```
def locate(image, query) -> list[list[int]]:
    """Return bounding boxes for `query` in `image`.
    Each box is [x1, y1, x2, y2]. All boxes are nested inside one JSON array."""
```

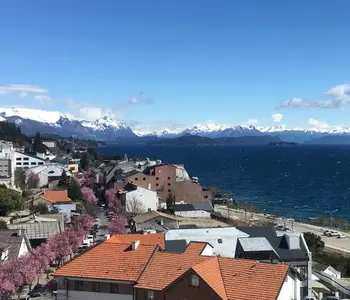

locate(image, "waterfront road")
[[215, 206, 350, 254]]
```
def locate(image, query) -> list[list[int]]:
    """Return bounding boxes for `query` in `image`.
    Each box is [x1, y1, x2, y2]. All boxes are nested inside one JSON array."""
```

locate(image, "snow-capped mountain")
[[0, 107, 136, 140], [2, 107, 350, 143]]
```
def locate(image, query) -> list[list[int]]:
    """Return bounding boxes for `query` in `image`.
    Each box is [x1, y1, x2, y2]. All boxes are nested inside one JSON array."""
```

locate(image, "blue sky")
[[1, 0, 350, 131]]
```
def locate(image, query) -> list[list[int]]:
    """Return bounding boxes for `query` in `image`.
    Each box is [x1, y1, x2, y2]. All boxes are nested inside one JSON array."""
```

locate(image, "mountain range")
[[1, 107, 350, 144]]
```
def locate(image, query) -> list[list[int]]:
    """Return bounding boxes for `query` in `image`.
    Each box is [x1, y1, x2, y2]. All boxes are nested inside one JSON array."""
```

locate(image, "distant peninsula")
[[146, 134, 283, 146], [268, 141, 298, 146]]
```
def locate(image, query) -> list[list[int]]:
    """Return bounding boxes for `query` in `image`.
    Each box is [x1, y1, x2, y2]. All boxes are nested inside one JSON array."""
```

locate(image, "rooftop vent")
[[132, 240, 140, 250]]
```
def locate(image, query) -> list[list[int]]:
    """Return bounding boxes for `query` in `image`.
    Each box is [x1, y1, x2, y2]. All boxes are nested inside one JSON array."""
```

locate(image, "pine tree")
[[58, 171, 68, 187]]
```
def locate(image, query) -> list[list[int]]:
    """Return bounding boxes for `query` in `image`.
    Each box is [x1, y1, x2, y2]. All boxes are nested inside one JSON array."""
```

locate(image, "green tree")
[[58, 171, 68, 187], [32, 203, 49, 214], [67, 179, 82, 201], [0, 188, 23, 216], [304, 232, 325, 254], [33, 131, 47, 153], [14, 168, 26, 189], [166, 193, 175, 214], [80, 153, 89, 170]]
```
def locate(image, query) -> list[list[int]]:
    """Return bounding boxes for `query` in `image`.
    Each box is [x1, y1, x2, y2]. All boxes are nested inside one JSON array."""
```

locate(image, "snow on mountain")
[[0, 107, 136, 140]]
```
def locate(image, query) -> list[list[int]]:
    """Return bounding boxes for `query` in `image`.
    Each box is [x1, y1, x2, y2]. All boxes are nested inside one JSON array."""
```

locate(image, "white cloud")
[[78, 106, 122, 121], [19, 92, 28, 98], [34, 95, 52, 105], [308, 118, 329, 130], [128, 97, 138, 104], [246, 118, 259, 125], [271, 113, 283, 122], [278, 83, 350, 109], [0, 84, 47, 95]]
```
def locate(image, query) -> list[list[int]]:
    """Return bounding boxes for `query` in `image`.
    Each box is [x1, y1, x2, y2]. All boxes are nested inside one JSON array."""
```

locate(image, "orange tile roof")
[[217, 257, 288, 300], [107, 233, 165, 249], [192, 258, 227, 300], [53, 241, 157, 282], [40, 190, 71, 204], [135, 251, 209, 290], [184, 241, 210, 256]]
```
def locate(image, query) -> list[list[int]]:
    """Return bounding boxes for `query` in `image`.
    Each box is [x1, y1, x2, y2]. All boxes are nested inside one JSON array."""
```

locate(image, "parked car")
[[322, 296, 339, 300], [302, 297, 316, 300], [337, 233, 347, 239]]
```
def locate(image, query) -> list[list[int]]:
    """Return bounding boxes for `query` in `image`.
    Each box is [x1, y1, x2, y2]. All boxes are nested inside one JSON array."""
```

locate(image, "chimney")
[[17, 229, 22, 237], [284, 232, 300, 250], [132, 240, 140, 250]]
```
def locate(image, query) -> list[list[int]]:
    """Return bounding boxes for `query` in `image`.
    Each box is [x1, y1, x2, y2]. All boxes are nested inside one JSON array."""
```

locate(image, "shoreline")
[[215, 205, 350, 255]]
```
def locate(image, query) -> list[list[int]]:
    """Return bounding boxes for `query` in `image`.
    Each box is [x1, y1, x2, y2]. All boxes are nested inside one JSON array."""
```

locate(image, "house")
[[174, 201, 214, 219], [0, 229, 31, 261], [131, 210, 179, 232], [0, 158, 11, 187], [25, 164, 72, 187], [118, 183, 159, 215], [165, 226, 312, 298], [36, 151, 56, 161], [7, 213, 64, 247], [54, 235, 296, 300], [38, 190, 76, 222], [0, 140, 13, 159], [123, 164, 212, 203]]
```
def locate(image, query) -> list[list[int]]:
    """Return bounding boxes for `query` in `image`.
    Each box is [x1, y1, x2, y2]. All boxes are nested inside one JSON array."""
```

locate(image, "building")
[[0, 158, 11, 184], [118, 183, 159, 215], [25, 164, 72, 187], [54, 234, 297, 300], [36, 151, 56, 161], [42, 140, 57, 148], [0, 140, 13, 159], [7, 213, 64, 247], [38, 190, 76, 222], [165, 226, 312, 298], [131, 210, 179, 232], [0, 229, 31, 262], [174, 201, 214, 219], [123, 164, 212, 203], [12, 151, 46, 170]]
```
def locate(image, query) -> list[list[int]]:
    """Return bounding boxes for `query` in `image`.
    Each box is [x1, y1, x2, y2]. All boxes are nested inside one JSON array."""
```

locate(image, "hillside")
[[0, 121, 28, 146]]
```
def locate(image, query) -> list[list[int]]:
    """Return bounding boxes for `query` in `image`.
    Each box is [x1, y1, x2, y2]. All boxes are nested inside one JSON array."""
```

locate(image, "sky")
[[1, 0, 350, 132]]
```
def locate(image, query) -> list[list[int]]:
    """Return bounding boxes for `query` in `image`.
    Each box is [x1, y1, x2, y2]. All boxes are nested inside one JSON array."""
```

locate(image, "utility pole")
[[325, 209, 338, 228], [294, 205, 308, 223]]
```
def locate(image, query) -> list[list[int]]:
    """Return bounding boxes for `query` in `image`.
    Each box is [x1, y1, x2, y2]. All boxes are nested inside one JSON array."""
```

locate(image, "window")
[[74, 280, 84, 291], [147, 291, 154, 300], [167, 177, 171, 180], [135, 177, 138, 181], [156, 177, 159, 180], [38, 162, 44, 165], [23, 157, 29, 161], [218, 238, 223, 244], [31, 162, 36, 165], [168, 189, 171, 193], [16, 162, 21, 166], [143, 177, 146, 181], [16, 157, 21, 161], [23, 162, 29, 166], [190, 275, 199, 287], [92, 282, 100, 292], [168, 183, 171, 186], [109, 283, 119, 294], [156, 183, 159, 187]]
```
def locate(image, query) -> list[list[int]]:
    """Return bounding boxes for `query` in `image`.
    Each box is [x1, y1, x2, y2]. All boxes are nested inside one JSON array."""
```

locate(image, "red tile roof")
[[53, 242, 157, 281], [40, 190, 71, 204], [107, 233, 165, 249], [184, 241, 210, 256]]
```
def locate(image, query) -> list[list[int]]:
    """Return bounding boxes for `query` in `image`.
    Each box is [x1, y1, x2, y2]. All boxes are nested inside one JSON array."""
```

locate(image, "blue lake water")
[[97, 144, 350, 221]]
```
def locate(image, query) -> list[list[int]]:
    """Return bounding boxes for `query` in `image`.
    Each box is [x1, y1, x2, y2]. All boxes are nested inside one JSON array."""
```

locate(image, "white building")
[[36, 151, 56, 161], [0, 141, 13, 159], [118, 183, 159, 215], [0, 229, 31, 262], [26, 163, 71, 187], [42, 140, 57, 148]]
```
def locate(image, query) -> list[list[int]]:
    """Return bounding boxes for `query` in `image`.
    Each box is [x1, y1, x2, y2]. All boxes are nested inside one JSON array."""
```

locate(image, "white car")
[[337, 233, 347, 239], [87, 235, 94, 244]]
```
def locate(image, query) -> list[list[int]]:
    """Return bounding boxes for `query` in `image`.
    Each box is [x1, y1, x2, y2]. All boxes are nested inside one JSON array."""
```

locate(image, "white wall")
[[175, 210, 211, 219], [277, 273, 300, 300], [126, 187, 158, 213], [201, 244, 214, 256], [324, 267, 341, 279], [57, 290, 132, 300], [18, 237, 29, 257], [51, 203, 77, 222]]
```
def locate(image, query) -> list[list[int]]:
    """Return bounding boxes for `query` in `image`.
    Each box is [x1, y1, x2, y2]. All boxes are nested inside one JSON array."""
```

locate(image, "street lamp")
[[268, 200, 282, 218], [294, 205, 308, 223], [325, 209, 338, 228]]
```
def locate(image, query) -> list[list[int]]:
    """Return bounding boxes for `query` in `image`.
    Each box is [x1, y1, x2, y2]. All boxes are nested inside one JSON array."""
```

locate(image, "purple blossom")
[[81, 187, 98, 204]]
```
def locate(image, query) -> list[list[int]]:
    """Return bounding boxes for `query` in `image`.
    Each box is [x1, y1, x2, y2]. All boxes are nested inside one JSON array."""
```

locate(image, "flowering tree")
[[105, 189, 126, 234], [27, 171, 40, 189], [0, 215, 94, 298], [81, 187, 98, 204], [81, 170, 96, 188]]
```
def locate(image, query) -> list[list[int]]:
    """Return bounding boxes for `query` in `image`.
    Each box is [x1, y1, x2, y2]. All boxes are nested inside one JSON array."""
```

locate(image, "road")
[[215, 206, 350, 254]]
